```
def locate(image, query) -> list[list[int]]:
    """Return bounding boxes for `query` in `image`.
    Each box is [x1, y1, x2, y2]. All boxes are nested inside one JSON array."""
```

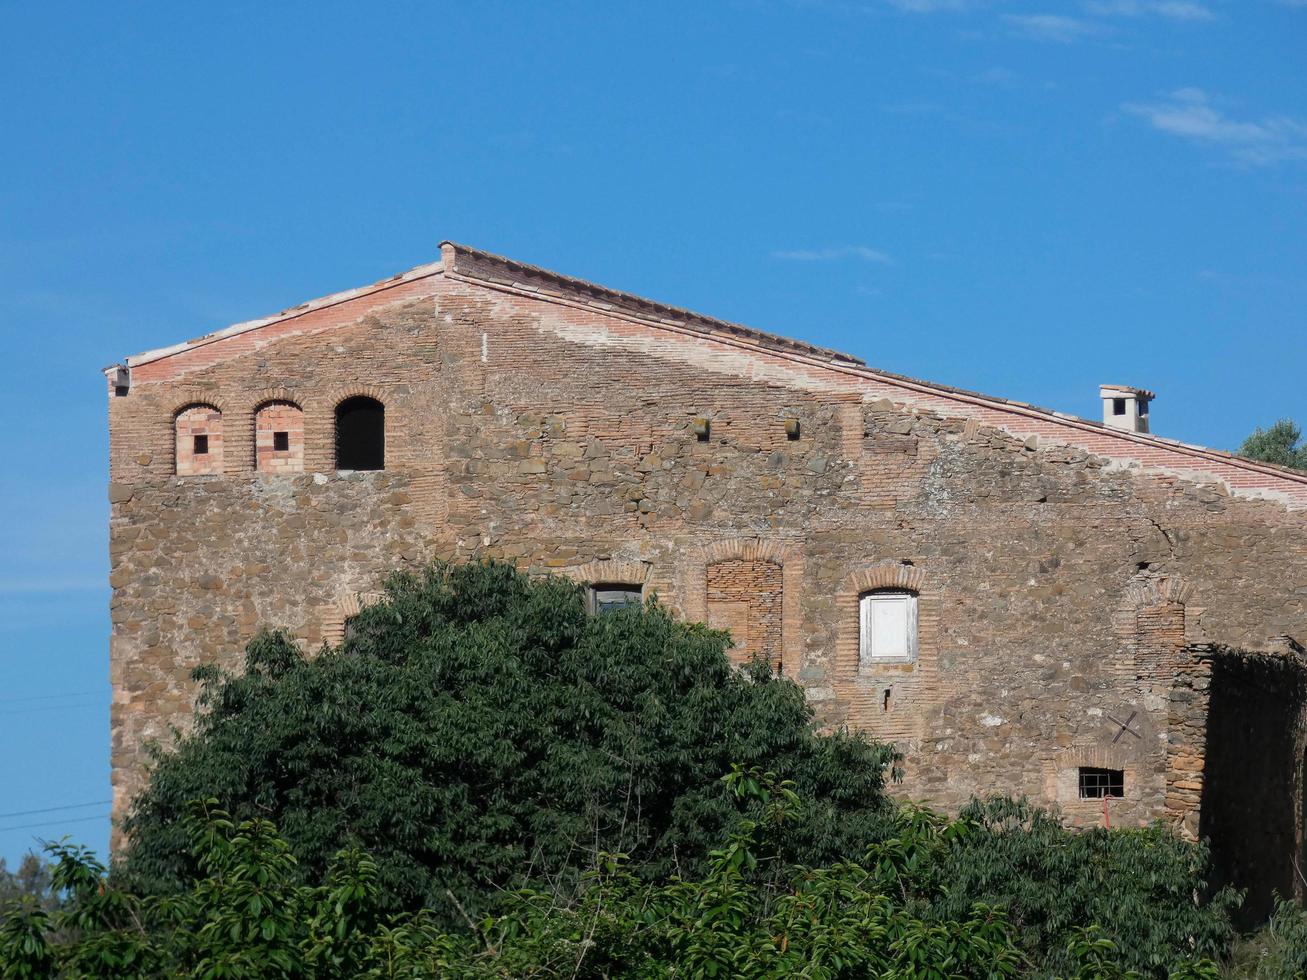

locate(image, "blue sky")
[[1, 0, 1304, 867]]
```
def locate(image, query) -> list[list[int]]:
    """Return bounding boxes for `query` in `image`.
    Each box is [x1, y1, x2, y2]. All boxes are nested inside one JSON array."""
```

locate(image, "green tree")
[[0, 777, 1228, 979], [930, 798, 1237, 977], [1237, 419, 1307, 470], [121, 561, 900, 925]]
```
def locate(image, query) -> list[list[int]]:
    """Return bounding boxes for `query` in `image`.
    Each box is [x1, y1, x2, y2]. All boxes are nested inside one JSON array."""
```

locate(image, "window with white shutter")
[[859, 590, 918, 664]]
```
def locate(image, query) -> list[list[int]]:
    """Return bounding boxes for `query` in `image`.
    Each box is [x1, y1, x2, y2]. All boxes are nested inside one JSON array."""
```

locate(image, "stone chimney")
[[1100, 385, 1154, 433]]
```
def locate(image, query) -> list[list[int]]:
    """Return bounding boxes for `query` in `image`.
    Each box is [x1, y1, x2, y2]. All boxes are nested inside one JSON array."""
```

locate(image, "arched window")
[[175, 404, 223, 476], [335, 396, 385, 471], [255, 401, 304, 474], [859, 589, 918, 664]]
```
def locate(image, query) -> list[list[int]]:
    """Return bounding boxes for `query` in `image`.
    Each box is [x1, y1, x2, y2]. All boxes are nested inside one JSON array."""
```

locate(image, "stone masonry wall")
[[107, 267, 1307, 843]]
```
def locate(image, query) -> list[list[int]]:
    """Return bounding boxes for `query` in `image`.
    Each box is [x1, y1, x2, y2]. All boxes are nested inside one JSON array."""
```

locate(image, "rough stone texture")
[[107, 245, 1307, 878]]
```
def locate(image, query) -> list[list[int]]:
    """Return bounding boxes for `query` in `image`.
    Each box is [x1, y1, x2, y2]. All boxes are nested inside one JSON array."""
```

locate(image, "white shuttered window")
[[859, 591, 918, 664]]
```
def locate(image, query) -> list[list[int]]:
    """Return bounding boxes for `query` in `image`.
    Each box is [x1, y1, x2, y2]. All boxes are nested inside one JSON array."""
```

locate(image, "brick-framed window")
[[859, 589, 918, 665], [335, 396, 385, 471], [587, 583, 643, 615], [255, 400, 304, 474], [1078, 766, 1125, 799], [174, 404, 223, 476]]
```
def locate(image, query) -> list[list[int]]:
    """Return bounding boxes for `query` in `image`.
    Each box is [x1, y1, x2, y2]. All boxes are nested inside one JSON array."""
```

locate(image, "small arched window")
[[255, 400, 304, 474], [335, 396, 385, 471], [175, 404, 223, 476], [859, 589, 918, 664]]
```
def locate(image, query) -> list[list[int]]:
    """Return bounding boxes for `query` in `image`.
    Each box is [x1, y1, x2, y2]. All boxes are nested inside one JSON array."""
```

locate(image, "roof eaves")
[[121, 259, 445, 368], [439, 241, 864, 367]]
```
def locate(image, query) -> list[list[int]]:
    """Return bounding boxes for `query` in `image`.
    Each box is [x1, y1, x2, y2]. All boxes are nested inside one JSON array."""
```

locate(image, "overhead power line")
[[0, 800, 112, 820], [0, 691, 99, 706], [0, 813, 109, 834]]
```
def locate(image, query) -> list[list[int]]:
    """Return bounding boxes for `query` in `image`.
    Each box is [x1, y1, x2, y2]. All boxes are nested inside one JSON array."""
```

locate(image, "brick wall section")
[[106, 250, 1307, 847], [254, 401, 304, 474], [706, 559, 784, 669], [173, 405, 223, 476]]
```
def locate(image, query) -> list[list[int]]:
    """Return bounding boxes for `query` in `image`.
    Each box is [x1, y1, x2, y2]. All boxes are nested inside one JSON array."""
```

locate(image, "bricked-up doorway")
[[335, 397, 385, 471], [706, 559, 783, 671], [1200, 649, 1307, 925]]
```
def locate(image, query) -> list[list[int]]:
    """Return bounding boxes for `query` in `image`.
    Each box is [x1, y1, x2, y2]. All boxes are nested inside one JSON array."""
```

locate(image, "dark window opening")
[[273, 431, 290, 452], [193, 434, 209, 455], [588, 584, 642, 615], [1078, 766, 1124, 799], [1112, 398, 1127, 416], [1138, 400, 1149, 416], [335, 397, 385, 471]]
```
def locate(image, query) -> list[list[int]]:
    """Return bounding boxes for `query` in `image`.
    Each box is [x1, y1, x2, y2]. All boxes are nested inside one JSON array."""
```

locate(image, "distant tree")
[[121, 561, 900, 926], [0, 854, 57, 918], [1238, 419, 1307, 470]]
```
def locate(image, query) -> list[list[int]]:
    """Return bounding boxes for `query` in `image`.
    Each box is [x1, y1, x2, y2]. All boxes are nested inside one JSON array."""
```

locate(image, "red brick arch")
[[563, 559, 653, 588]]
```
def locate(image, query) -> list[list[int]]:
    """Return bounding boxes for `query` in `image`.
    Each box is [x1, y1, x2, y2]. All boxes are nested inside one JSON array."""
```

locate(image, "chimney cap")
[[1100, 384, 1156, 400]]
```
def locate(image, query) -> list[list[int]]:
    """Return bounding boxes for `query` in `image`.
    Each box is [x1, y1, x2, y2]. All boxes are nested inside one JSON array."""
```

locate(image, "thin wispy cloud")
[[772, 245, 893, 263], [882, 0, 972, 10], [1087, 0, 1216, 20], [1003, 13, 1106, 41], [1122, 88, 1307, 165]]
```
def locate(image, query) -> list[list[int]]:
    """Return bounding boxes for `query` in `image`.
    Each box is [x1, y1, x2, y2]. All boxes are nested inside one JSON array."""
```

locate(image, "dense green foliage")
[[0, 774, 1236, 979], [123, 562, 899, 925], [929, 799, 1238, 977], [1237, 419, 1307, 470], [1226, 899, 1307, 979]]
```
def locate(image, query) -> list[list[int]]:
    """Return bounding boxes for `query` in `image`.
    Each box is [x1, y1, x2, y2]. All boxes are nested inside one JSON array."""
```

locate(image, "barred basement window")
[[859, 589, 918, 664], [588, 584, 642, 615], [1078, 767, 1124, 799]]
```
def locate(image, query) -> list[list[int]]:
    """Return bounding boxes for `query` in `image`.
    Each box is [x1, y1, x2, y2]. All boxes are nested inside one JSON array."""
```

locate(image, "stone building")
[[106, 242, 1307, 913]]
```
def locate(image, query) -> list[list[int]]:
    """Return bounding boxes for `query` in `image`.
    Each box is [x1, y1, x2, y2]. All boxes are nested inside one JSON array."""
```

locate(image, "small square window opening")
[[588, 584, 642, 615], [1112, 398, 1127, 416], [1078, 767, 1124, 799], [193, 434, 209, 455], [273, 431, 290, 452]]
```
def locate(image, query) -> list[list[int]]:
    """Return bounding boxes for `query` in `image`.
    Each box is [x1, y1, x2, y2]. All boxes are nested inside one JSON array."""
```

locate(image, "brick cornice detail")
[[169, 395, 226, 417], [1121, 574, 1195, 609], [841, 563, 926, 595], [562, 560, 652, 587], [320, 384, 390, 411], [249, 389, 303, 411]]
